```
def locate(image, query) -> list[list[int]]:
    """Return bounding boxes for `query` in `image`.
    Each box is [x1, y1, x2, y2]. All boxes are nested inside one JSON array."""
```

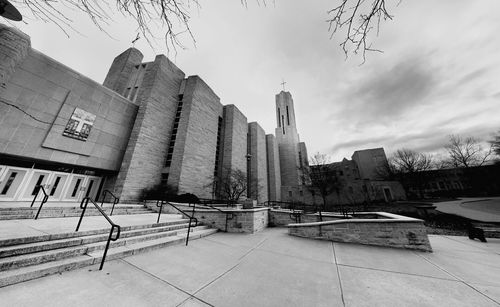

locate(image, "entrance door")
[[62, 174, 86, 202], [47, 172, 70, 201], [0, 167, 30, 201], [83, 176, 101, 200], [19, 170, 52, 201]]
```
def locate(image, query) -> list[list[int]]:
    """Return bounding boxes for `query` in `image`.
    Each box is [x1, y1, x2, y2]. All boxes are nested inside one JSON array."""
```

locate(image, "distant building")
[[288, 148, 406, 206]]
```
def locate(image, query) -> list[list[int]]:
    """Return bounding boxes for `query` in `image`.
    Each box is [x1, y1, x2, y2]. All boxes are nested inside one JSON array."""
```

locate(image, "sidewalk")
[[1, 227, 499, 306], [434, 197, 500, 223]]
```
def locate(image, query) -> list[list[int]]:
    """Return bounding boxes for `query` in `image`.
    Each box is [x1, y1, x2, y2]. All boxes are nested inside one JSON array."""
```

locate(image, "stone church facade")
[[0, 25, 310, 204]]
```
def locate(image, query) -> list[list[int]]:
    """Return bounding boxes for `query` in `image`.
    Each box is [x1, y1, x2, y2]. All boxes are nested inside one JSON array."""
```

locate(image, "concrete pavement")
[[1, 228, 499, 307], [434, 197, 500, 222]]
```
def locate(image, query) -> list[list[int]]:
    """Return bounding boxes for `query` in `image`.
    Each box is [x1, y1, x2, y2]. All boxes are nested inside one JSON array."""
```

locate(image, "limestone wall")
[[146, 202, 269, 233], [113, 55, 185, 201], [173, 76, 224, 198], [266, 134, 281, 201], [288, 212, 432, 252], [0, 27, 137, 171], [222, 104, 248, 173], [248, 122, 268, 203]]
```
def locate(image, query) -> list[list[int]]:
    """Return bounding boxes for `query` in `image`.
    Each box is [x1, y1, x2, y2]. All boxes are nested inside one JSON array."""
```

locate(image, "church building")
[[0, 25, 309, 204]]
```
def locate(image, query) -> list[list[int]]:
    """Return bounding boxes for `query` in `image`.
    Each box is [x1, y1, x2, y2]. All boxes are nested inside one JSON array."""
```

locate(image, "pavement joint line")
[[254, 247, 336, 265], [331, 242, 346, 307], [337, 263, 459, 282], [413, 250, 500, 306], [192, 237, 269, 296], [443, 235, 500, 255], [21, 223, 51, 235], [118, 258, 215, 307]]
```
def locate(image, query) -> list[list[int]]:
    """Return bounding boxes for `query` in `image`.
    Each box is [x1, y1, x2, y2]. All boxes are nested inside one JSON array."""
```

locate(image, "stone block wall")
[[248, 122, 268, 203], [266, 134, 281, 201], [146, 202, 269, 233], [0, 27, 137, 171], [113, 55, 185, 201], [222, 104, 248, 174], [171, 76, 224, 198], [288, 212, 432, 252]]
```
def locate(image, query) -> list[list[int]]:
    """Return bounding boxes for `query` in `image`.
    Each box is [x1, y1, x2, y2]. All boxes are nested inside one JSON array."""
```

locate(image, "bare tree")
[[327, 0, 396, 62], [379, 148, 433, 199], [302, 153, 343, 211], [391, 148, 433, 173], [491, 130, 500, 160], [13, 0, 397, 59], [206, 167, 250, 202], [445, 134, 493, 168], [12, 0, 199, 53]]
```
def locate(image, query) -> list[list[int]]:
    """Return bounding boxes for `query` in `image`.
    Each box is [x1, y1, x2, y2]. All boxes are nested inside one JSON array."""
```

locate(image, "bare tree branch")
[[445, 134, 493, 168]]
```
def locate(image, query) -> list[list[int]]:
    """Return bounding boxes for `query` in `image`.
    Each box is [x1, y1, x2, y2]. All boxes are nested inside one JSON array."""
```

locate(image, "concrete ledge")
[[287, 212, 432, 252]]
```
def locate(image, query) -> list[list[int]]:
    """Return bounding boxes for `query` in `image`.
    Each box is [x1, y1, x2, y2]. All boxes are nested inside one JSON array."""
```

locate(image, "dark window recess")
[[213, 117, 223, 176], [71, 179, 82, 197], [130, 86, 139, 100], [31, 175, 45, 195], [299, 190, 303, 196], [173, 123, 179, 129], [161, 173, 169, 185], [286, 106, 290, 125], [165, 161, 171, 167], [281, 115, 285, 134], [278, 108, 281, 127], [339, 171, 344, 176], [50, 177, 61, 196], [124, 87, 131, 98], [85, 180, 94, 197], [168, 148, 174, 154], [1, 172, 17, 195], [288, 191, 292, 197], [166, 154, 173, 160]]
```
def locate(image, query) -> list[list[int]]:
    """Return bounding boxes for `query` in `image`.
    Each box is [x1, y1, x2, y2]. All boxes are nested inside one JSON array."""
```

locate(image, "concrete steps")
[[0, 219, 217, 287], [0, 204, 152, 220]]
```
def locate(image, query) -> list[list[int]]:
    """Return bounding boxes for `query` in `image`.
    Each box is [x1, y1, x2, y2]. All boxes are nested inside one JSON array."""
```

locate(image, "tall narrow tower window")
[[281, 115, 285, 134], [277, 108, 281, 127], [286, 106, 290, 125]]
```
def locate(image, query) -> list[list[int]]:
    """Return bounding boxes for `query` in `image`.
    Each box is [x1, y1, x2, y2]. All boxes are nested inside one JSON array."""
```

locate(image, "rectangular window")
[[71, 179, 82, 197], [50, 176, 61, 196], [286, 106, 290, 125], [277, 108, 281, 127], [31, 175, 45, 195], [281, 115, 285, 134]]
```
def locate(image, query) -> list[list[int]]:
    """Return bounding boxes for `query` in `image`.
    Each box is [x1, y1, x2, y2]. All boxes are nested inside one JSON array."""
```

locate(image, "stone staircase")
[[0, 217, 217, 287], [0, 203, 152, 220]]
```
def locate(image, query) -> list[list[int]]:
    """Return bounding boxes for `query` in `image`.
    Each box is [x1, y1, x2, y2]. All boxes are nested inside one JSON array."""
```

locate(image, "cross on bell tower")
[[280, 79, 286, 91]]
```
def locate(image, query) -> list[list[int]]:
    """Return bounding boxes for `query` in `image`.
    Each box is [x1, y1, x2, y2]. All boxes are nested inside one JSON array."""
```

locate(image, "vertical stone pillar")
[[0, 25, 30, 93]]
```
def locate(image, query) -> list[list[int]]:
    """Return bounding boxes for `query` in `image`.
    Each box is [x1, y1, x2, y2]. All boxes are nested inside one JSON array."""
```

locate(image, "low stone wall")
[[145, 202, 269, 234], [288, 212, 432, 252], [269, 209, 344, 226]]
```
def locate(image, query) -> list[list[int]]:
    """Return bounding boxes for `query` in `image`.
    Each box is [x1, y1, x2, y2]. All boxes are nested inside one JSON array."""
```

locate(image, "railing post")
[[75, 198, 89, 232], [156, 200, 163, 224], [99, 226, 114, 270], [30, 188, 39, 208], [110, 198, 117, 216]]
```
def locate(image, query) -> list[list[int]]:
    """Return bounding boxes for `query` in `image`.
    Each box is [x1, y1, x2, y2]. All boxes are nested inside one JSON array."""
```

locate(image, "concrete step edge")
[[0, 218, 189, 247], [0, 228, 217, 288]]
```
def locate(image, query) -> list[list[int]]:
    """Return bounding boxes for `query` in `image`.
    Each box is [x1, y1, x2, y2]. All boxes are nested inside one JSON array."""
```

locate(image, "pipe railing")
[[30, 185, 49, 220], [264, 200, 323, 222], [76, 197, 121, 270], [101, 190, 120, 216], [196, 202, 235, 232], [156, 200, 198, 246]]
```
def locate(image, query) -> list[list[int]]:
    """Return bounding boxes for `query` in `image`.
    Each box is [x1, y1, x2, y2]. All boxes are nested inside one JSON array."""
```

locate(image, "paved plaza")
[[434, 197, 500, 223], [1, 226, 499, 307]]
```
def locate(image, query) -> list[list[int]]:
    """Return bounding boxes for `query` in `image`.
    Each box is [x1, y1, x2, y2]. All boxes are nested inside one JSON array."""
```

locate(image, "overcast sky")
[[12, 0, 500, 161]]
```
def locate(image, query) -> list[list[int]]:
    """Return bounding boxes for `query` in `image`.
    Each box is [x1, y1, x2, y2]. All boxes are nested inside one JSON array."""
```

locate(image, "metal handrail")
[[198, 198, 237, 208], [30, 185, 49, 220], [101, 190, 120, 216], [156, 200, 198, 246], [264, 201, 323, 223], [197, 203, 235, 232], [75, 197, 121, 270]]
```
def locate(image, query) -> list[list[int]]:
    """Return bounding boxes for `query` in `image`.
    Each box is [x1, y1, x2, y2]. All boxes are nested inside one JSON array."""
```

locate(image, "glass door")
[[0, 167, 30, 201], [19, 170, 52, 201], [83, 176, 102, 200], [62, 174, 86, 202], [46, 172, 70, 201]]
